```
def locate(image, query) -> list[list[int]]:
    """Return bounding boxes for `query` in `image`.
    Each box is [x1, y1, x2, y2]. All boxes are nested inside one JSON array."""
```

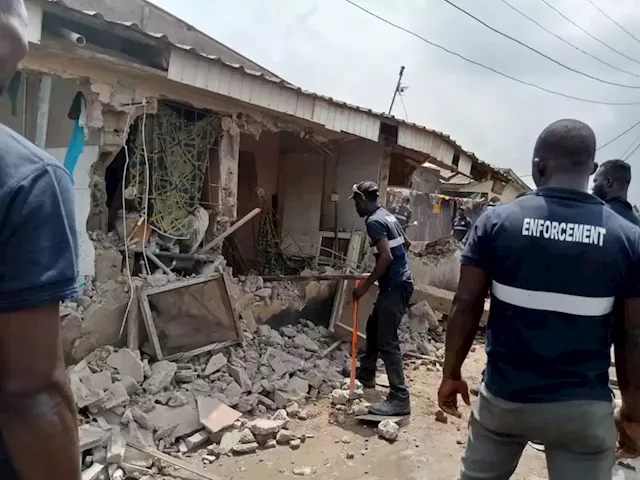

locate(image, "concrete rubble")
[[73, 317, 360, 478]]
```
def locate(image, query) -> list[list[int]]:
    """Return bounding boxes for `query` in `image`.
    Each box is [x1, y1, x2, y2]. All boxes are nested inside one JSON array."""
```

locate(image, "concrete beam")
[[218, 122, 240, 221], [34, 74, 52, 148]]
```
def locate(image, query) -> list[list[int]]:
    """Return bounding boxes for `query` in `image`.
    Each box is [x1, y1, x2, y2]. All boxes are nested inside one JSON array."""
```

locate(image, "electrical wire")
[[342, 0, 640, 106], [622, 131, 640, 160], [399, 94, 409, 120], [140, 100, 152, 277], [119, 107, 135, 338], [539, 0, 640, 68], [597, 118, 640, 151], [500, 0, 640, 81], [586, 0, 640, 48], [442, 0, 640, 89], [623, 137, 640, 161]]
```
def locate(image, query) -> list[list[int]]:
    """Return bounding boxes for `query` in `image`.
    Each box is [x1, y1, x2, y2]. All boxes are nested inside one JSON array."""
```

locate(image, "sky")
[[148, 0, 640, 203]]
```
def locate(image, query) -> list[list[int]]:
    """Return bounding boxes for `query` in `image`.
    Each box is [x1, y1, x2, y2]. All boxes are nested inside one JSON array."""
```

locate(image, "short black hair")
[[533, 119, 596, 170], [599, 159, 631, 185]]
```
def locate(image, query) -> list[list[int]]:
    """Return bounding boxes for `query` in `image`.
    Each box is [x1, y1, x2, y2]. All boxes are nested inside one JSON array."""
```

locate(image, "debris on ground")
[[378, 420, 400, 442]]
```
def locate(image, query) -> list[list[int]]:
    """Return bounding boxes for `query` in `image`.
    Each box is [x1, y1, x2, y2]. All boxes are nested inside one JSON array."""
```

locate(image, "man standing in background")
[[0, 1, 81, 478], [452, 208, 472, 242], [592, 159, 640, 228], [390, 195, 412, 230]]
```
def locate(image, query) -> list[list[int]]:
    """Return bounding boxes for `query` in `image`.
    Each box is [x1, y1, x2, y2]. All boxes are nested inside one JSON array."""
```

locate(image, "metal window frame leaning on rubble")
[[139, 274, 242, 361]]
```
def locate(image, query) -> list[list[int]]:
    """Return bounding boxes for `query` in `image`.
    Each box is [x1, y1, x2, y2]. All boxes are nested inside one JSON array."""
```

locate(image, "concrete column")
[[34, 74, 52, 148], [218, 123, 240, 221]]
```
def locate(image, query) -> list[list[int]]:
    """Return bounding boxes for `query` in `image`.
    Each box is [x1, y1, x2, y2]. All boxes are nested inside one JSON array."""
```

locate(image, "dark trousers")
[[0, 435, 19, 479], [360, 281, 413, 400]]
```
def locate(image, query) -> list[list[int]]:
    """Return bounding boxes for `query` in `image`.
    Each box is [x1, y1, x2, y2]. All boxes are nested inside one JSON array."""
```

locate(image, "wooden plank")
[[143, 274, 221, 296], [126, 285, 141, 351], [162, 340, 239, 362], [138, 289, 164, 360], [262, 274, 369, 282], [221, 273, 244, 346], [412, 285, 489, 324], [199, 207, 261, 254], [329, 232, 366, 333], [320, 340, 344, 358]]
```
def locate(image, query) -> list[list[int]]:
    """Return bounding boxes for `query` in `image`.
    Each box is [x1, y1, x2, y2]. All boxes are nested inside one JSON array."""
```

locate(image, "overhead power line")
[[500, 0, 640, 81], [539, 0, 640, 68], [622, 131, 640, 159], [342, 0, 640, 106], [597, 118, 640, 151], [586, 0, 640, 48], [441, 0, 640, 90], [623, 136, 640, 161]]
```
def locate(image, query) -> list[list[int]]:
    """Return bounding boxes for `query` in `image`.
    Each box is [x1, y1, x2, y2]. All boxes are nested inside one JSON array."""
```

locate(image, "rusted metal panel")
[[398, 124, 455, 165]]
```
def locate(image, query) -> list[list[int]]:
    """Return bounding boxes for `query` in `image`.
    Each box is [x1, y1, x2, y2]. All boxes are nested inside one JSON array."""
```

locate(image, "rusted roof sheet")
[[43, 0, 495, 171]]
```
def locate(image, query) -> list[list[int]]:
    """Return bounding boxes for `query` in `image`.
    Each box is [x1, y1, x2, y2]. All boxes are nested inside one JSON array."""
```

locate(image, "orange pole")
[[350, 280, 360, 392]]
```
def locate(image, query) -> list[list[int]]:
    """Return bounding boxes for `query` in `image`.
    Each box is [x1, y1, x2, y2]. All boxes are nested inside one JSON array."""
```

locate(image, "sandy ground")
[[191, 347, 549, 480]]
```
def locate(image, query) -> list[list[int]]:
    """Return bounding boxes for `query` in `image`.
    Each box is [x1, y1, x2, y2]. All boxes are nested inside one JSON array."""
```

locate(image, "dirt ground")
[[197, 347, 548, 480]]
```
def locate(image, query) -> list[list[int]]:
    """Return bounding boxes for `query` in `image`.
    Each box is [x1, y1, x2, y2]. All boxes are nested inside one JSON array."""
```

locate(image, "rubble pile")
[[412, 236, 463, 265], [71, 321, 350, 478]]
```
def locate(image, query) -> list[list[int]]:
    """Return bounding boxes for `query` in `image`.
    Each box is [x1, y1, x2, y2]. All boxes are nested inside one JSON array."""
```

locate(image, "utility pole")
[[388, 66, 406, 115]]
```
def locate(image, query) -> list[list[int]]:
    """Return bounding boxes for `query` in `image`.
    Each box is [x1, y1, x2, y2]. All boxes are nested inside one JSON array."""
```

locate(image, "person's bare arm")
[[615, 297, 640, 415], [443, 265, 490, 380], [0, 304, 80, 480]]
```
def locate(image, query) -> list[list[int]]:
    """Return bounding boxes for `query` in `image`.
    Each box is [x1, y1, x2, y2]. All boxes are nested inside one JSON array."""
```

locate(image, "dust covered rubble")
[[71, 321, 348, 477]]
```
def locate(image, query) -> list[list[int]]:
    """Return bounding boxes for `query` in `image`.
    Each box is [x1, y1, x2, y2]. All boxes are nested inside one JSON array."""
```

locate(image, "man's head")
[[592, 159, 632, 201], [457, 208, 466, 218], [403, 196, 410, 206], [0, 0, 27, 97], [350, 181, 380, 218], [531, 119, 597, 189]]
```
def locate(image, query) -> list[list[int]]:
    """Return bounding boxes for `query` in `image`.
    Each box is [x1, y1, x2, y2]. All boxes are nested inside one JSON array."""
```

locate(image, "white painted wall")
[[47, 146, 99, 279]]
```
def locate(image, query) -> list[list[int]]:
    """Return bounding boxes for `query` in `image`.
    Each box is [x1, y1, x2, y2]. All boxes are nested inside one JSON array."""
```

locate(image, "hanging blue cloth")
[[63, 118, 84, 182]]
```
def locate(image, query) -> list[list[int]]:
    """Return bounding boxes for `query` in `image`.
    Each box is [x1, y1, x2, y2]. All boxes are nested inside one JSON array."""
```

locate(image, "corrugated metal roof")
[[43, 0, 493, 171]]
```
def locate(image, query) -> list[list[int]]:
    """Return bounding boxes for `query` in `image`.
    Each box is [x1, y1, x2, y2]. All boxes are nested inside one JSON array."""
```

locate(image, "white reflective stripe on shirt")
[[491, 280, 614, 317], [373, 236, 405, 252]]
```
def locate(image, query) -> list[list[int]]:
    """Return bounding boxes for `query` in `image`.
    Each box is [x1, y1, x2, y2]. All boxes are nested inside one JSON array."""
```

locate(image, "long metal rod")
[[261, 273, 369, 282], [388, 65, 405, 115]]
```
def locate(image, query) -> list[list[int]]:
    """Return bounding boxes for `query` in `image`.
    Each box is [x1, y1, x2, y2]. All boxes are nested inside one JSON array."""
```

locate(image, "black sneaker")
[[369, 397, 411, 416]]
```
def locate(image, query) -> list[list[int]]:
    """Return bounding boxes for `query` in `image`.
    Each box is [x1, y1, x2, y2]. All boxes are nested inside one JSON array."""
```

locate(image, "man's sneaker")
[[369, 397, 411, 416]]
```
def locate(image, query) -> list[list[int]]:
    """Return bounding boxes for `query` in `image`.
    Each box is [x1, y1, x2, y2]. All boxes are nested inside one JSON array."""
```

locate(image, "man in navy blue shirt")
[[0, 2, 81, 479], [592, 159, 640, 228], [438, 119, 640, 479], [350, 181, 413, 416]]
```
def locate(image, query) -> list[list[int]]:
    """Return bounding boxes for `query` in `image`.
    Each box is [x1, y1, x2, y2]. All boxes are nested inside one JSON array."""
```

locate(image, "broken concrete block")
[[175, 371, 198, 383], [331, 389, 350, 406], [131, 408, 153, 431], [233, 442, 259, 455], [241, 310, 257, 333], [229, 364, 252, 392], [197, 396, 242, 434], [82, 462, 106, 480], [204, 353, 228, 376], [71, 374, 104, 409], [106, 427, 126, 465], [121, 463, 153, 478], [239, 428, 255, 444], [378, 420, 400, 442], [289, 439, 302, 450], [293, 334, 319, 352], [81, 371, 113, 392], [225, 381, 243, 400], [115, 375, 140, 396], [286, 402, 300, 418], [94, 249, 123, 284], [264, 439, 277, 449], [107, 349, 144, 384], [257, 395, 277, 411], [287, 376, 309, 395], [153, 423, 178, 442], [143, 361, 177, 394], [146, 404, 200, 439], [217, 430, 243, 455], [246, 418, 283, 436], [184, 430, 210, 451], [79, 424, 110, 451], [99, 382, 130, 411], [262, 348, 303, 376], [293, 467, 313, 476], [274, 390, 304, 409], [272, 409, 289, 426], [276, 429, 296, 445]]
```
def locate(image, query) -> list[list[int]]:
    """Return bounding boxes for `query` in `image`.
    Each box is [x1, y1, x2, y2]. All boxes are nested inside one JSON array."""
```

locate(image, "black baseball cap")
[[349, 181, 380, 199]]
